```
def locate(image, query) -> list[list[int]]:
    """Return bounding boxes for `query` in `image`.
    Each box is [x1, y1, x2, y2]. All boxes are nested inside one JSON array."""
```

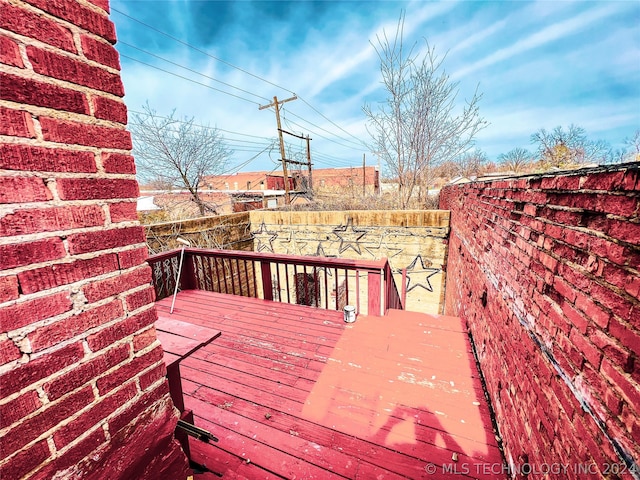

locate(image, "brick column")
[[0, 0, 190, 478]]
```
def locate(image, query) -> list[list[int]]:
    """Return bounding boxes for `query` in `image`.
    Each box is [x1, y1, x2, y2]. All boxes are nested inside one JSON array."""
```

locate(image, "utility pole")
[[259, 95, 297, 204], [362, 153, 366, 197], [306, 135, 313, 198]]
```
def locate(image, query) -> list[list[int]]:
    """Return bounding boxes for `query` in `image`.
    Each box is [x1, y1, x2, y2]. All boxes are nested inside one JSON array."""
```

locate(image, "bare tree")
[[624, 130, 640, 161], [454, 148, 487, 177], [531, 124, 611, 168], [130, 104, 231, 216], [363, 14, 487, 208], [498, 147, 534, 173]]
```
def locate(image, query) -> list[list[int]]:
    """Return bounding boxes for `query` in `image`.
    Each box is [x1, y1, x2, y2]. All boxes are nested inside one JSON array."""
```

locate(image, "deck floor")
[[156, 290, 504, 479]]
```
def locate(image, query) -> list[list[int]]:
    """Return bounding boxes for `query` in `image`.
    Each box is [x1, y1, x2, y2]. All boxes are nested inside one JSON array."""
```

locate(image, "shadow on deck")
[[156, 290, 505, 479]]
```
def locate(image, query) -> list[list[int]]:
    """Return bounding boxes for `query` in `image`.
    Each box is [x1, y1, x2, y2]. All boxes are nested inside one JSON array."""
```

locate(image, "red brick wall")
[[440, 164, 639, 477], [0, 1, 189, 478]]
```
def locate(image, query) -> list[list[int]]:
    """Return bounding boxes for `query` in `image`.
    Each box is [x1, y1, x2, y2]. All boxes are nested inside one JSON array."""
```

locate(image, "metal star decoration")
[[281, 229, 308, 255], [254, 221, 278, 253], [332, 218, 367, 255], [404, 255, 440, 293]]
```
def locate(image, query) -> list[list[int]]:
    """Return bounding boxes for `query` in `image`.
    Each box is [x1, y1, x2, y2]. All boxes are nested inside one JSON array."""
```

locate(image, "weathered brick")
[[0, 291, 72, 332], [102, 152, 136, 174], [552, 276, 578, 304], [81, 34, 119, 69], [600, 358, 640, 407], [44, 343, 130, 401], [569, 328, 602, 369], [67, 226, 145, 255], [107, 379, 169, 436], [83, 266, 151, 303], [580, 171, 626, 191], [27, 46, 124, 96], [117, 247, 149, 269], [53, 383, 137, 449], [18, 254, 119, 294], [0, 342, 84, 399], [0, 391, 43, 432], [57, 178, 138, 201], [29, 299, 124, 351], [0, 34, 23, 67], [138, 361, 165, 391], [92, 95, 127, 123], [30, 429, 106, 480], [608, 316, 640, 359], [0, 2, 76, 52], [97, 344, 164, 395], [0, 72, 89, 114], [575, 291, 611, 329], [0, 440, 49, 480], [132, 325, 157, 353], [40, 117, 132, 149], [0, 144, 96, 173], [0, 205, 104, 236], [126, 286, 156, 313], [109, 201, 138, 223], [606, 218, 640, 245], [588, 327, 632, 372], [87, 307, 157, 352], [0, 106, 35, 137], [0, 338, 21, 365], [23, 0, 116, 43], [0, 176, 52, 204], [590, 282, 633, 320], [1, 386, 93, 458], [595, 194, 638, 217], [0, 275, 19, 302]]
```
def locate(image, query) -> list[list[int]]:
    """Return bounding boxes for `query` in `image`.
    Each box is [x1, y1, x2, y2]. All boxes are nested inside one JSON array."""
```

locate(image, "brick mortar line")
[[1, 25, 121, 77], [0, 263, 149, 312], [0, 137, 133, 160], [4, 0, 113, 45], [0, 199, 136, 215], [0, 65, 127, 122], [0, 170, 137, 181], [0, 240, 148, 276], [0, 221, 141, 246]]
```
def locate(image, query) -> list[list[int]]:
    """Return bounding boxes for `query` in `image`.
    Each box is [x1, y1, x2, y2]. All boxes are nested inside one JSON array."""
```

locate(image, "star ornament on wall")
[[254, 221, 278, 253], [281, 229, 308, 256], [404, 255, 440, 293], [333, 218, 367, 255]]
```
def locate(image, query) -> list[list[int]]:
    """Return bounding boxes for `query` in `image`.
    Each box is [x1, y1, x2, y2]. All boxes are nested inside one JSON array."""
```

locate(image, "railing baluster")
[[285, 263, 291, 304], [275, 262, 282, 302], [324, 267, 328, 310], [355, 269, 360, 314]]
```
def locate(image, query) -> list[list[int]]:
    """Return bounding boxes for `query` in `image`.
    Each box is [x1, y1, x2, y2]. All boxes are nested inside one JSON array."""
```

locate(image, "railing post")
[[367, 270, 382, 317], [260, 261, 273, 301], [180, 251, 197, 290]]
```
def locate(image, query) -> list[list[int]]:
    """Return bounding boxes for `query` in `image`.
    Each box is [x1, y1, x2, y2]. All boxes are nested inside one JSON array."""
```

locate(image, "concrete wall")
[[0, 1, 189, 478], [144, 211, 253, 254], [250, 210, 450, 314], [440, 164, 639, 477]]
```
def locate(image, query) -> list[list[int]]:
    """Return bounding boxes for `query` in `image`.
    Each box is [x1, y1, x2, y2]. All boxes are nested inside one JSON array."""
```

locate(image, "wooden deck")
[[156, 290, 505, 479]]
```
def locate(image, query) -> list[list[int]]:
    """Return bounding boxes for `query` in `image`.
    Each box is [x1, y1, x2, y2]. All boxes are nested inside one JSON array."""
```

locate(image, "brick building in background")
[[0, 1, 189, 478]]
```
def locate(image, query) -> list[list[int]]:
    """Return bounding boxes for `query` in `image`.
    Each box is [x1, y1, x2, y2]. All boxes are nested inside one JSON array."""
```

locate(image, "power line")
[[120, 54, 260, 105], [118, 41, 271, 103], [112, 8, 295, 95]]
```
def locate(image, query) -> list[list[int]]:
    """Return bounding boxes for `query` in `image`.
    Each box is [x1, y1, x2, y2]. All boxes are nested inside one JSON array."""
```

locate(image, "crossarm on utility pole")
[[259, 95, 298, 205]]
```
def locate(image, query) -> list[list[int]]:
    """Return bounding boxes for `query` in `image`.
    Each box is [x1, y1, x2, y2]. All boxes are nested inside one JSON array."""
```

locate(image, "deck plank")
[[156, 290, 505, 479]]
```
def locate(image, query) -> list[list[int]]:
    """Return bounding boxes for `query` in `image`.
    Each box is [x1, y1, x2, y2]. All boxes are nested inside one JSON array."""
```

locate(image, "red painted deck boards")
[[156, 290, 505, 479]]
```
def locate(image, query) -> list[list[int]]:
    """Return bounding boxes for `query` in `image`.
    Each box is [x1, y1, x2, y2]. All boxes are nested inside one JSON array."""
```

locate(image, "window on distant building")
[[247, 181, 251, 190], [224, 182, 229, 190], [234, 182, 238, 190]]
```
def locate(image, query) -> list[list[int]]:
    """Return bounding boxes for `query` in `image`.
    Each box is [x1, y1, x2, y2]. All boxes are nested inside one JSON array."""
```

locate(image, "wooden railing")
[[147, 248, 403, 316]]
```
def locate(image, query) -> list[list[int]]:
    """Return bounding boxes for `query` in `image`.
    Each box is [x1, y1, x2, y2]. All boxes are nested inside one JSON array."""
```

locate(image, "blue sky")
[[111, 0, 640, 174]]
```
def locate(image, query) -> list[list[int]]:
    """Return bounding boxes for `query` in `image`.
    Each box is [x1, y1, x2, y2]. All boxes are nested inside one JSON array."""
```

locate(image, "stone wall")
[[0, 1, 189, 478], [440, 164, 639, 477], [250, 210, 450, 314]]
